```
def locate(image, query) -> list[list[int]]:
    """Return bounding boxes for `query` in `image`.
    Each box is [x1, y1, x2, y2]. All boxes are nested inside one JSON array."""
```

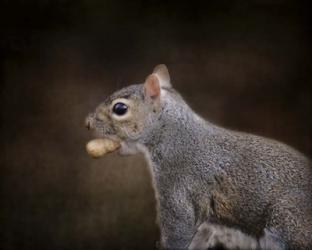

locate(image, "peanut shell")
[[86, 138, 120, 158]]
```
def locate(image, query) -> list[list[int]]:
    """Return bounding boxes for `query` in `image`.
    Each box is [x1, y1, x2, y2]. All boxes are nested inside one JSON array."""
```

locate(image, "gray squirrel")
[[85, 65, 312, 250]]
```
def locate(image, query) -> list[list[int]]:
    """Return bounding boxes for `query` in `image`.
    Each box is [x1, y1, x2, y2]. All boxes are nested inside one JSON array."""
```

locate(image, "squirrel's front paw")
[[189, 223, 259, 250]]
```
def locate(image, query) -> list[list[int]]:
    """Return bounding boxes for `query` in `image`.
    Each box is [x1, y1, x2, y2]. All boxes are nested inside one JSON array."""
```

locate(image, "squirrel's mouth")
[[85, 112, 140, 157], [85, 114, 124, 158], [85, 113, 120, 139]]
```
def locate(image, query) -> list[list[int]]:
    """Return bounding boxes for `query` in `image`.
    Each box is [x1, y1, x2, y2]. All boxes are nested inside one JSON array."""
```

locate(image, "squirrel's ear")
[[153, 64, 171, 88], [144, 74, 160, 100]]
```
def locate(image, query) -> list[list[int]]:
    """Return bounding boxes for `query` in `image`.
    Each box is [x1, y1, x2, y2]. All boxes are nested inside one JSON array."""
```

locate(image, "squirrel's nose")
[[85, 114, 95, 130], [86, 120, 91, 130]]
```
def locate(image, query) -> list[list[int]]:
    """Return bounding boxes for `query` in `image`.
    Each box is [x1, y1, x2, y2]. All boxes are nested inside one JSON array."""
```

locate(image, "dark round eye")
[[112, 102, 128, 116]]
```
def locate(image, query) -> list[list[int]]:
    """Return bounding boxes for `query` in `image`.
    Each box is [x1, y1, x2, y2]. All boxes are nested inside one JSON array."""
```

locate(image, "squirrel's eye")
[[112, 102, 128, 116]]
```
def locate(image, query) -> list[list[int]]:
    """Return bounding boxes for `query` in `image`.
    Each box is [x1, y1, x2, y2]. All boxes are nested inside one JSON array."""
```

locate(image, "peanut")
[[86, 138, 120, 158]]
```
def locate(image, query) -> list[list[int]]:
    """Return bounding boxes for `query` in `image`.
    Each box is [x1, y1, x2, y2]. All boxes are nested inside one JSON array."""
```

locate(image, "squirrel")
[[85, 64, 312, 250]]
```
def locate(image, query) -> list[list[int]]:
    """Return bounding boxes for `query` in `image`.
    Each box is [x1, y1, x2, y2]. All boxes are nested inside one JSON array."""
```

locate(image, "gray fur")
[[86, 66, 312, 250]]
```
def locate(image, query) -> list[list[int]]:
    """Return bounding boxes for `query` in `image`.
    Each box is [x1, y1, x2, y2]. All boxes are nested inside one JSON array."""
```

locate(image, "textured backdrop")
[[1, 1, 311, 249]]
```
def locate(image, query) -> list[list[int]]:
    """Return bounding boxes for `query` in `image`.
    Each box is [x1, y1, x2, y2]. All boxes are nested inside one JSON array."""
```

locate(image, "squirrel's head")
[[85, 64, 172, 145]]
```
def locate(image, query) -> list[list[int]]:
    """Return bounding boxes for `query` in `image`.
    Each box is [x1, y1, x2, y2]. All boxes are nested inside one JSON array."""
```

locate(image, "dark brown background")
[[1, 0, 311, 249]]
